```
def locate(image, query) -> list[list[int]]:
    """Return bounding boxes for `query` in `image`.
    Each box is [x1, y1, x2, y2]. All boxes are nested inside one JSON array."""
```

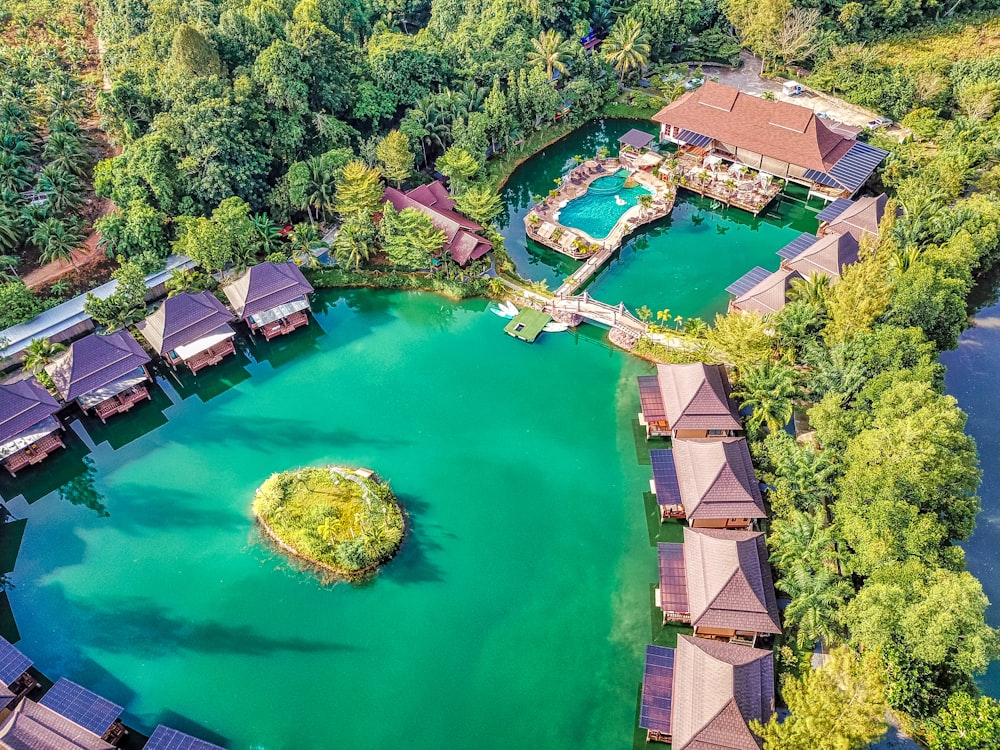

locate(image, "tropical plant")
[[733, 358, 800, 435], [454, 185, 504, 226], [527, 30, 575, 81], [788, 271, 831, 307], [603, 18, 651, 86], [31, 218, 83, 264], [22, 337, 66, 375]]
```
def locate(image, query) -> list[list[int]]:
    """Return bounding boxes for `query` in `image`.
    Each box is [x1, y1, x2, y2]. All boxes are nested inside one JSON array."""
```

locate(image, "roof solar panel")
[[145, 725, 226, 750], [40, 678, 123, 736], [0, 636, 31, 685], [637, 376, 666, 421], [725, 266, 772, 296], [650, 449, 682, 507], [639, 645, 675, 733], [657, 543, 689, 614], [829, 141, 888, 193], [675, 129, 712, 148], [803, 168, 844, 189], [816, 197, 854, 223], [776, 233, 819, 261]]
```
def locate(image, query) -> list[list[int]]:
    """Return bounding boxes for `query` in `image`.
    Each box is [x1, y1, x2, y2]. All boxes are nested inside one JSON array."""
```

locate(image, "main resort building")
[[653, 82, 888, 200]]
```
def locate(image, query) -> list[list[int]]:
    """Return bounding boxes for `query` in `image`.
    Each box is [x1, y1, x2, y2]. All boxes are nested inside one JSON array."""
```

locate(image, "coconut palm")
[[637, 193, 653, 217], [35, 165, 82, 215], [527, 30, 575, 81], [0, 152, 32, 193], [43, 131, 90, 176], [602, 18, 650, 86], [22, 337, 66, 375], [769, 509, 840, 572], [300, 154, 337, 224], [777, 564, 852, 648], [31, 217, 83, 264], [732, 358, 800, 435], [787, 271, 831, 307]]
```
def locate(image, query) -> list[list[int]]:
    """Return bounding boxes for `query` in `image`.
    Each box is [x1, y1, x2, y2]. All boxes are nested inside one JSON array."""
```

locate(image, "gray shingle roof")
[[786, 231, 859, 281], [672, 438, 766, 521], [0, 699, 113, 750], [221, 262, 314, 320], [671, 636, 774, 750], [137, 291, 235, 356], [0, 378, 61, 444], [731, 267, 801, 316], [826, 193, 889, 240], [683, 527, 781, 635], [656, 364, 742, 432], [44, 330, 150, 403]]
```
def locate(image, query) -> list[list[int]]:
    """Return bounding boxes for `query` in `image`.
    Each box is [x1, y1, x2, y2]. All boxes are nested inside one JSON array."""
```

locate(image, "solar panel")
[[725, 266, 772, 296], [776, 233, 819, 261], [0, 636, 31, 685], [802, 168, 844, 189], [145, 726, 226, 750], [40, 678, 123, 736], [637, 376, 666, 422], [675, 129, 712, 148], [657, 543, 689, 615], [829, 141, 888, 193], [639, 645, 675, 733], [816, 197, 854, 223], [650, 449, 682, 507]]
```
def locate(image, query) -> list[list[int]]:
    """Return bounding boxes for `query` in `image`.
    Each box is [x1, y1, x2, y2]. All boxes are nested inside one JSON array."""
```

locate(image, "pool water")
[[499, 119, 825, 317], [1, 289, 661, 749], [559, 171, 652, 240]]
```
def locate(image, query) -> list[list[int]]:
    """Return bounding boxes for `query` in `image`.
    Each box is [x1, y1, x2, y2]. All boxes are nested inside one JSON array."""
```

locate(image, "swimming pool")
[[559, 170, 651, 239]]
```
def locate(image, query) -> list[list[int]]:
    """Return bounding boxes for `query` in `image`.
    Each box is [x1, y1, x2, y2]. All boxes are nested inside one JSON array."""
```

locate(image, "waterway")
[[1, 290, 662, 749], [499, 118, 824, 320], [941, 287, 1000, 698]]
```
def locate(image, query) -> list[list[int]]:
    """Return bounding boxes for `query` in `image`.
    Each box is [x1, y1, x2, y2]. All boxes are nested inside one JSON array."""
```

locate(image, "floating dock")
[[504, 308, 552, 343]]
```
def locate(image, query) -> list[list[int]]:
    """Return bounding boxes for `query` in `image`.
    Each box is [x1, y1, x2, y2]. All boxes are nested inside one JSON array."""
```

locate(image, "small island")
[[253, 465, 405, 580]]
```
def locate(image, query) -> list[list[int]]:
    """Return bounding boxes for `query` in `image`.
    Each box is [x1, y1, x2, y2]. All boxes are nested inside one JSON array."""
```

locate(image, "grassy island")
[[253, 466, 404, 578]]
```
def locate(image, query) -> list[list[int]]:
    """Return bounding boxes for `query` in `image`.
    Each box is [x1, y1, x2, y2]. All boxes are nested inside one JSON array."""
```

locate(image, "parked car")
[[684, 78, 704, 90], [816, 111, 830, 119], [866, 118, 893, 129]]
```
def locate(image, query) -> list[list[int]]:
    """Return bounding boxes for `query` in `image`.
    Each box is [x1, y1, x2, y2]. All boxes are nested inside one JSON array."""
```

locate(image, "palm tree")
[[602, 18, 650, 87], [787, 271, 831, 307], [35, 165, 82, 215], [251, 213, 282, 254], [732, 358, 799, 435], [0, 207, 22, 253], [527, 30, 575, 81], [22, 337, 66, 375], [31, 217, 83, 264], [43, 131, 89, 176], [777, 564, 852, 648], [769, 509, 840, 572], [301, 154, 337, 224], [0, 152, 32, 193], [637, 193, 653, 217]]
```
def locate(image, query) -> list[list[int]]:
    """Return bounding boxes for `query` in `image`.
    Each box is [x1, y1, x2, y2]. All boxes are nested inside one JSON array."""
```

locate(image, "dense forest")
[[4, 0, 1000, 745]]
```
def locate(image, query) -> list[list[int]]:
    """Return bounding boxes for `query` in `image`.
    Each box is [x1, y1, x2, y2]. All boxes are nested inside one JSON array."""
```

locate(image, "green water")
[[499, 119, 824, 318], [560, 171, 651, 240], [2, 289, 665, 749]]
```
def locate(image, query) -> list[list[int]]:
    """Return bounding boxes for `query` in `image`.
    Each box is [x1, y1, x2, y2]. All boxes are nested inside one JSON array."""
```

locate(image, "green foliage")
[[96, 200, 171, 262], [453, 185, 503, 226], [375, 130, 414, 188], [378, 202, 445, 268], [335, 161, 384, 218], [732, 358, 800, 436], [83, 258, 150, 330], [602, 17, 650, 86], [926, 692, 1000, 750], [436, 147, 479, 193], [0, 283, 50, 330], [173, 197, 256, 272]]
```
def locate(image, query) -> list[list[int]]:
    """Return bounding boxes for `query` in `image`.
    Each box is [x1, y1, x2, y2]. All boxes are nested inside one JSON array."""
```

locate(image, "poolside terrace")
[[666, 150, 784, 216]]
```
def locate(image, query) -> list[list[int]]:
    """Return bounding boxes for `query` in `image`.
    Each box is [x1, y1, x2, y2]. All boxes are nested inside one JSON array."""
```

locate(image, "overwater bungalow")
[[144, 725, 225, 750], [727, 266, 802, 315], [39, 677, 127, 745], [0, 378, 65, 476], [637, 363, 742, 440], [0, 635, 38, 709], [44, 330, 152, 423], [649, 439, 766, 528], [657, 528, 781, 643], [640, 636, 774, 747], [816, 192, 890, 242], [138, 291, 237, 374], [382, 181, 492, 267], [652, 82, 888, 199], [0, 699, 112, 749], [222, 261, 314, 340], [784, 231, 860, 281]]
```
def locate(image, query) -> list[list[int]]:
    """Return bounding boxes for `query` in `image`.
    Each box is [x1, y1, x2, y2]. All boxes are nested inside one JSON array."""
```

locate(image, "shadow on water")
[[242, 317, 326, 371], [77, 383, 173, 451], [0, 591, 19, 642], [57, 456, 109, 517], [0, 426, 93, 506], [163, 349, 253, 404], [0, 518, 27, 574], [99, 486, 246, 534], [177, 414, 412, 452], [382, 492, 445, 585]]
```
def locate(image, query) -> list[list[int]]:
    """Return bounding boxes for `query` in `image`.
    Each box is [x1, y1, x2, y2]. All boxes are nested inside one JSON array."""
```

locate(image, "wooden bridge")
[[546, 292, 647, 336]]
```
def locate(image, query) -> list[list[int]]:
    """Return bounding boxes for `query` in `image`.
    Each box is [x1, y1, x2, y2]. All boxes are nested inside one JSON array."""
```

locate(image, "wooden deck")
[[181, 339, 236, 373], [2, 431, 65, 476], [92, 383, 151, 422], [254, 310, 310, 340]]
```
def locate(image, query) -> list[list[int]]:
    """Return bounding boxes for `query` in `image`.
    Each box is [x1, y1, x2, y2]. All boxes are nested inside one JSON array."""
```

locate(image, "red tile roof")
[[222, 261, 314, 320], [0, 378, 61, 444], [683, 527, 781, 635], [383, 181, 492, 267], [786, 231, 859, 281], [671, 438, 766, 521], [731, 267, 802, 316], [137, 291, 236, 356], [45, 330, 151, 402], [671, 636, 774, 750], [653, 82, 854, 173], [656, 364, 742, 432]]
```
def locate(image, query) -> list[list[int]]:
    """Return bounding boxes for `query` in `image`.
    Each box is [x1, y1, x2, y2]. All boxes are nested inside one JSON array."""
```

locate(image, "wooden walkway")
[[545, 292, 646, 337]]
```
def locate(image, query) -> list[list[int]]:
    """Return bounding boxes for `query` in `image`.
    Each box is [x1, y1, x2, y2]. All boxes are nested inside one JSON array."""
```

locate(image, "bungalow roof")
[[222, 261, 314, 320], [826, 193, 890, 240], [137, 291, 236, 356], [0, 378, 61, 445], [731, 267, 801, 316], [0, 699, 113, 750], [683, 527, 781, 635], [620, 128, 655, 149], [671, 438, 766, 521], [45, 330, 150, 403], [786, 231, 859, 281], [655, 363, 742, 432]]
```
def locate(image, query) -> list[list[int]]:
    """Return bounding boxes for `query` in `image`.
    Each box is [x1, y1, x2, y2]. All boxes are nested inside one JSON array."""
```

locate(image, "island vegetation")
[[253, 466, 405, 578]]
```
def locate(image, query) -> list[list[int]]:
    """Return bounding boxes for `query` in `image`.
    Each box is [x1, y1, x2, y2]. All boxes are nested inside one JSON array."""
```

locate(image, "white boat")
[[499, 301, 519, 317], [543, 321, 570, 333], [489, 305, 512, 319]]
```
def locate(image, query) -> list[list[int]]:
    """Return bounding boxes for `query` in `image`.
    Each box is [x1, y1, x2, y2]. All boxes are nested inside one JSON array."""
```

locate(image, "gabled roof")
[[671, 438, 766, 521], [383, 182, 493, 267], [0, 699, 113, 750], [137, 292, 236, 356], [671, 635, 774, 750], [620, 128, 655, 149], [222, 261, 314, 320], [825, 193, 889, 240], [731, 267, 801, 316], [786, 231, 859, 281], [45, 330, 151, 402], [656, 363, 742, 432], [683, 527, 781, 634], [653, 82, 853, 173], [0, 378, 61, 444]]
